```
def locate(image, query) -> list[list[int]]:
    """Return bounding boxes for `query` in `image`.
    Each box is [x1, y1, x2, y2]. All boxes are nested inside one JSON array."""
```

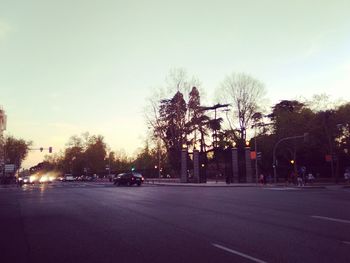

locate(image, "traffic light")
[[49, 147, 53, 153]]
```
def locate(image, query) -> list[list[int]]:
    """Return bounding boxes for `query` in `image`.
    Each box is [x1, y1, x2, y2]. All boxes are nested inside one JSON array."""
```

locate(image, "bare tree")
[[165, 67, 202, 102], [303, 93, 345, 113], [217, 73, 266, 144]]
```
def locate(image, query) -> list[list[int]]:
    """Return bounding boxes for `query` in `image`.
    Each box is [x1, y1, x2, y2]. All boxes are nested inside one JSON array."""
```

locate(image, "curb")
[[145, 183, 256, 188], [144, 182, 328, 189]]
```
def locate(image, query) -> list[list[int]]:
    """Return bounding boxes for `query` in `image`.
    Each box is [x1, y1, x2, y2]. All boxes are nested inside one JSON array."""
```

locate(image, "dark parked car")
[[82, 175, 96, 182], [113, 172, 144, 186]]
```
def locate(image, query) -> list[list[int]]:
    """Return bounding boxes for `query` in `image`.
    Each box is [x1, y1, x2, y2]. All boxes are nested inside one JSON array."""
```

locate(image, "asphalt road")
[[1, 182, 350, 263]]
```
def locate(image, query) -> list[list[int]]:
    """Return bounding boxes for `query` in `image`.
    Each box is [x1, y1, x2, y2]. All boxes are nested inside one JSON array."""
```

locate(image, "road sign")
[[5, 164, 15, 172]]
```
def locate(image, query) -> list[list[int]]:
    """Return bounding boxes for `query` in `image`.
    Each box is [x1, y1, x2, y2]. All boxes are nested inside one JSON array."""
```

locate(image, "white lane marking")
[[266, 187, 300, 191], [212, 243, 267, 263], [342, 241, 350, 245], [311, 216, 350, 224]]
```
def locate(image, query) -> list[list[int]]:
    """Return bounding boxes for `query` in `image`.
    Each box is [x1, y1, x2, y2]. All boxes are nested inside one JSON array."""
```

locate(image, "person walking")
[[344, 171, 350, 184], [307, 173, 314, 184], [259, 174, 265, 185], [297, 173, 304, 187]]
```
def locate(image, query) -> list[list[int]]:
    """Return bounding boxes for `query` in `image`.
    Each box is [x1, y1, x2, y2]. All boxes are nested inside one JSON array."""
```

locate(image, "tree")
[[63, 135, 85, 175], [218, 73, 266, 146], [269, 100, 310, 138], [145, 68, 201, 146], [187, 86, 210, 152], [4, 136, 32, 171], [113, 149, 132, 172], [57, 133, 107, 176], [305, 93, 344, 112], [158, 91, 187, 173], [335, 103, 350, 151], [268, 100, 315, 175], [84, 135, 107, 174]]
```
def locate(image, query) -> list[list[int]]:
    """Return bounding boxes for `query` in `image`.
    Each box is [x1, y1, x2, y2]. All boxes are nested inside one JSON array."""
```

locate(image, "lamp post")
[[0, 106, 7, 178], [254, 135, 258, 184], [273, 133, 308, 184], [157, 139, 161, 178], [251, 118, 272, 184]]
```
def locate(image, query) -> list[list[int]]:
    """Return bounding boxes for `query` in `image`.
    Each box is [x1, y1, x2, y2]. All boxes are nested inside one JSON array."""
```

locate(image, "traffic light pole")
[[29, 147, 53, 153], [273, 133, 308, 184]]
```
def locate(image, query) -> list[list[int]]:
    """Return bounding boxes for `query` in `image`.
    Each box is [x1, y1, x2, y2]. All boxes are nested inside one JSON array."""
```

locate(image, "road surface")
[[1, 182, 349, 263]]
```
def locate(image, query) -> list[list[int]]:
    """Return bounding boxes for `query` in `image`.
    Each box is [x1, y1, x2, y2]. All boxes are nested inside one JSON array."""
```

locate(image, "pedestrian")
[[259, 174, 265, 185], [307, 173, 314, 184], [344, 171, 350, 184], [267, 174, 272, 184], [297, 173, 304, 187], [17, 177, 23, 187]]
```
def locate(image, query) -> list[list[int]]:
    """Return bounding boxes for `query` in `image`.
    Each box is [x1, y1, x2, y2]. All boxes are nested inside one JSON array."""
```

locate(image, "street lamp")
[[273, 133, 308, 184]]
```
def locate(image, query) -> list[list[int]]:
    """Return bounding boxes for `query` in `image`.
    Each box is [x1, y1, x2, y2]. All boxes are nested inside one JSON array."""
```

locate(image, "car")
[[113, 172, 144, 186], [81, 175, 95, 182], [20, 175, 35, 184], [39, 174, 55, 183], [57, 176, 64, 182], [63, 174, 75, 182], [108, 174, 116, 182]]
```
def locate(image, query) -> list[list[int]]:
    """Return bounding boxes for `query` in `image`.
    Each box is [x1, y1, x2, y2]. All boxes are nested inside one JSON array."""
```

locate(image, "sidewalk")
[[144, 179, 350, 189], [145, 180, 257, 187]]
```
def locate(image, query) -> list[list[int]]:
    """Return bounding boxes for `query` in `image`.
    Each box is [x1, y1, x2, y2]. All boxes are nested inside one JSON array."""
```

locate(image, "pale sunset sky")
[[1, 0, 350, 168]]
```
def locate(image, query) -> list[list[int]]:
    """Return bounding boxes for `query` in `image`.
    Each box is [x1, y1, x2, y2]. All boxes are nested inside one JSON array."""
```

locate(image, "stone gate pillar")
[[232, 148, 239, 183]]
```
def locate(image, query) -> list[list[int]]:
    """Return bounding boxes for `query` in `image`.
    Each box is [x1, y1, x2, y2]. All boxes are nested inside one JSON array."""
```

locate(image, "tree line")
[[144, 69, 350, 180], [4, 69, 350, 181]]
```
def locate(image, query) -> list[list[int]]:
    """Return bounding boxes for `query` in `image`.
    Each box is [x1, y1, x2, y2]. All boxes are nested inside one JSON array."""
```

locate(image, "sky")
[[1, 0, 350, 168]]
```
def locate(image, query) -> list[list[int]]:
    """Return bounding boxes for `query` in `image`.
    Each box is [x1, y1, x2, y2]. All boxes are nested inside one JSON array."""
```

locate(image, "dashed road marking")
[[342, 241, 350, 245], [212, 243, 268, 263], [266, 187, 300, 191], [311, 216, 350, 224]]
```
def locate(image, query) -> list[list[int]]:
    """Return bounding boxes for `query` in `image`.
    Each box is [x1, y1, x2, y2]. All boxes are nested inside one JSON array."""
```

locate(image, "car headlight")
[[39, 176, 48, 183], [30, 176, 37, 182]]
